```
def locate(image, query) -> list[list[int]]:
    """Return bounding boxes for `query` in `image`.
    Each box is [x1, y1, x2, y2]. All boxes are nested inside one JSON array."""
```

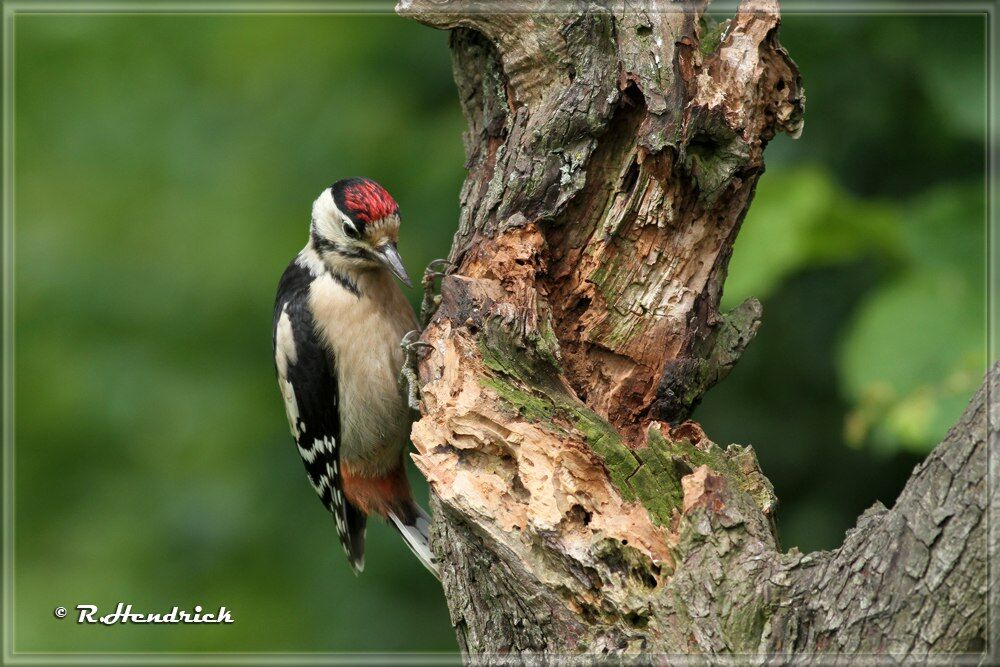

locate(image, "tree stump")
[[397, 0, 991, 659]]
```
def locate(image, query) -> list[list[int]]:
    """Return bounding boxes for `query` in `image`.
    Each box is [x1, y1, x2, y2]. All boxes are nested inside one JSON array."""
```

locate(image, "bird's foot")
[[420, 259, 454, 328], [400, 330, 434, 413]]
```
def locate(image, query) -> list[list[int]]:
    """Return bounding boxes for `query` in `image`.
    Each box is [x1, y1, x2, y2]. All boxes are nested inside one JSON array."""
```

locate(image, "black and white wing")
[[273, 261, 366, 572]]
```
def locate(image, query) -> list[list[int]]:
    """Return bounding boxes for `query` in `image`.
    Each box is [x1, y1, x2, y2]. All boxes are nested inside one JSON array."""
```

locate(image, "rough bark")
[[396, 0, 991, 660]]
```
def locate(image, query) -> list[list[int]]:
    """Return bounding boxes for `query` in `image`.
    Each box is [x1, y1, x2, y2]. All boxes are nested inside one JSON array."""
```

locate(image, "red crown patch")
[[343, 180, 398, 224]]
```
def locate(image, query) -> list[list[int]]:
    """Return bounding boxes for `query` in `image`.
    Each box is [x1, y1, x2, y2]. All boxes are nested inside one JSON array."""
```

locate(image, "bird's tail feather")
[[343, 502, 367, 575], [388, 502, 439, 580]]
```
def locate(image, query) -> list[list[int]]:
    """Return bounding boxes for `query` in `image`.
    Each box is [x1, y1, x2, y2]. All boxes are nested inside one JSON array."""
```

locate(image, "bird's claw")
[[420, 259, 455, 328], [400, 330, 433, 413], [424, 258, 453, 274], [401, 329, 434, 352]]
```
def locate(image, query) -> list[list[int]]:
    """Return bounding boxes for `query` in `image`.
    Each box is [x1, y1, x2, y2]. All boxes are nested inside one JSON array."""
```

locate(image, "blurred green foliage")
[[14, 13, 463, 653], [700, 12, 986, 551], [10, 10, 986, 655]]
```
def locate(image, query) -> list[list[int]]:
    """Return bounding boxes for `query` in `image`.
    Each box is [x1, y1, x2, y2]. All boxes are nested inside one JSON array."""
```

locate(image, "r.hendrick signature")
[[73, 603, 234, 625]]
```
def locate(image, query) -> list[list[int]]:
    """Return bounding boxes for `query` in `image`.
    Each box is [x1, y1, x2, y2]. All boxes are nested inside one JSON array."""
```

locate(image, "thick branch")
[[764, 366, 992, 656]]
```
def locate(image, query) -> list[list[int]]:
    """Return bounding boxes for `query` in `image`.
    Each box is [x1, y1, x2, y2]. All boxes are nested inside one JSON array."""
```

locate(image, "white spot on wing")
[[275, 305, 298, 369], [299, 436, 336, 465], [310, 470, 330, 497], [275, 304, 301, 438]]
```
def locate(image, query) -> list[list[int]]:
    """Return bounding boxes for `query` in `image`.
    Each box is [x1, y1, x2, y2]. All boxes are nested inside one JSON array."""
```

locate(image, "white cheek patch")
[[312, 188, 354, 243]]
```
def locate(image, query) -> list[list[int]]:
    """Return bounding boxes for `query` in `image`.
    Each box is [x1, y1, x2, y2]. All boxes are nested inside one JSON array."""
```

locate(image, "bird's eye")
[[343, 222, 359, 239]]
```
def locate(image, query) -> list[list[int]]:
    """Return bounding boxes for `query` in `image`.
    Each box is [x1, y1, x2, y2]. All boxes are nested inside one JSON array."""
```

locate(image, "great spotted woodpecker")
[[272, 177, 436, 577]]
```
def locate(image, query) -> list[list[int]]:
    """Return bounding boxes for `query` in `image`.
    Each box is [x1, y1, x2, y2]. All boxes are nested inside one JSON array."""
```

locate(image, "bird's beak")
[[375, 243, 412, 287]]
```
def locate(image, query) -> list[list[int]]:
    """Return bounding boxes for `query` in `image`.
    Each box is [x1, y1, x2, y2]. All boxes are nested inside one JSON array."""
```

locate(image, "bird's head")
[[310, 177, 411, 286]]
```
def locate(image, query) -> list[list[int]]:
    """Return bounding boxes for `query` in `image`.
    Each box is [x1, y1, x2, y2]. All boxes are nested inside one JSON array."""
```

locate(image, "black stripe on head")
[[311, 225, 338, 254], [309, 225, 376, 288], [330, 178, 369, 237], [337, 245, 377, 263]]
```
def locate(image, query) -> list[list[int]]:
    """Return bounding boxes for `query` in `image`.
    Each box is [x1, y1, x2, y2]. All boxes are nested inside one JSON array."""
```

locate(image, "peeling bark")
[[397, 0, 990, 660]]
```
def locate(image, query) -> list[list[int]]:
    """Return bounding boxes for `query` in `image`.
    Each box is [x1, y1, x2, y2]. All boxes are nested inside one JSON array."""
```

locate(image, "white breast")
[[308, 269, 417, 475]]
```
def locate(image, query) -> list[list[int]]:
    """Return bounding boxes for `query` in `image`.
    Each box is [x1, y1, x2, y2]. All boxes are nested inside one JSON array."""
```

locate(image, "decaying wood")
[[396, 0, 991, 660]]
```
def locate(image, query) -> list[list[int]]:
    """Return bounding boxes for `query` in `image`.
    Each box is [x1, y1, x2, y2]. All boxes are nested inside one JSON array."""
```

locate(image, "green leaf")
[[839, 183, 987, 453], [724, 166, 901, 309]]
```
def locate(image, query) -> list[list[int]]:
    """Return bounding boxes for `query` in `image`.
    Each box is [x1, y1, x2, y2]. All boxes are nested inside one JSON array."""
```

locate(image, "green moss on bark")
[[724, 597, 773, 652], [476, 314, 775, 533], [477, 319, 686, 525], [646, 426, 776, 517]]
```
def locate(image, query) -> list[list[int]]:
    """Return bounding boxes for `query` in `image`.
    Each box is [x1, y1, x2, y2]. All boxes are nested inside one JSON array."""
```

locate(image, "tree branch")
[[765, 366, 991, 655]]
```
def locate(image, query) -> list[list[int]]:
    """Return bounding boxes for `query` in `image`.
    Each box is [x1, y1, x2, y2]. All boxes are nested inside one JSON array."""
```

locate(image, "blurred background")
[[11, 10, 986, 654]]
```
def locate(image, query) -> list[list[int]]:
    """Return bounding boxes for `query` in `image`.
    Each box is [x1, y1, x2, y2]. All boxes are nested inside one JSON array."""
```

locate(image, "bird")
[[272, 177, 436, 577]]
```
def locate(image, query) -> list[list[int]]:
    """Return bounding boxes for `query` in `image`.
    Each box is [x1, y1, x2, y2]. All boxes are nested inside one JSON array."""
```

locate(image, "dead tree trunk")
[[397, 0, 992, 659]]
